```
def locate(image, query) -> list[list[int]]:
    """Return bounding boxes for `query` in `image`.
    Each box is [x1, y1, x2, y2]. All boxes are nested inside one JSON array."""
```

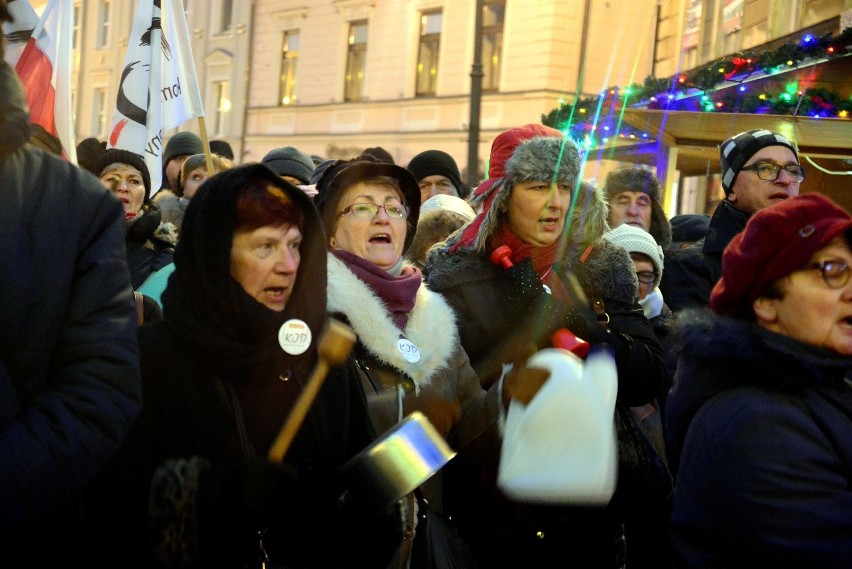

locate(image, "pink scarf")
[[332, 249, 421, 331]]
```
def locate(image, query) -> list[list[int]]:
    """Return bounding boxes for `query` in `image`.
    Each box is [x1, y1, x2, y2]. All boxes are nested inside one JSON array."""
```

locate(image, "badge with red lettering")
[[397, 336, 421, 363], [278, 319, 312, 355]]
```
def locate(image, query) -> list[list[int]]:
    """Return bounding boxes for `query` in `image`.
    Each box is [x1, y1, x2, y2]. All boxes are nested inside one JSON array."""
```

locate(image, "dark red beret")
[[710, 193, 852, 317]]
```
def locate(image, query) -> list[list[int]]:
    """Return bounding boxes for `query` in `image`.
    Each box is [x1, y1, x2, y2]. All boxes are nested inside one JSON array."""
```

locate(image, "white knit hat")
[[418, 194, 476, 225], [602, 224, 664, 289]]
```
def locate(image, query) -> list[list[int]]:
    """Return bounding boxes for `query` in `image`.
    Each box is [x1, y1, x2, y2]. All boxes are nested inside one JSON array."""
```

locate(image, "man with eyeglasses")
[[661, 129, 804, 312]]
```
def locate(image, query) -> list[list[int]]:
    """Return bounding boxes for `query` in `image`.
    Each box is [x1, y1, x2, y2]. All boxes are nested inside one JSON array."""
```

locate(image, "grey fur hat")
[[460, 135, 583, 252], [603, 166, 672, 247]]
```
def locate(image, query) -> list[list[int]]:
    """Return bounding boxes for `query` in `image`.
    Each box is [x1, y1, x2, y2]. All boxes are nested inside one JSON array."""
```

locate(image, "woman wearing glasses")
[[313, 156, 509, 563], [666, 193, 852, 568]]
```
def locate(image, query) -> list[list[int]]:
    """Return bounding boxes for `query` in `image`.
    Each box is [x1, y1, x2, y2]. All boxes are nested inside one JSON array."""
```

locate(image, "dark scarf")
[[332, 249, 421, 331]]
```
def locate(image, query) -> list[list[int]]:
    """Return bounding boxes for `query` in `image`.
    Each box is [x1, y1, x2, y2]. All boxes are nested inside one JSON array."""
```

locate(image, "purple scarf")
[[332, 249, 421, 331]]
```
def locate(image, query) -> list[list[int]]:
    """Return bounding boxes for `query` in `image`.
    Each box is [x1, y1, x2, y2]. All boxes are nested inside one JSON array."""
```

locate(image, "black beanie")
[[719, 129, 798, 194], [93, 149, 152, 199], [361, 146, 395, 164], [163, 131, 204, 166], [261, 146, 314, 184], [76, 137, 107, 174], [406, 149, 470, 199], [209, 139, 234, 160]]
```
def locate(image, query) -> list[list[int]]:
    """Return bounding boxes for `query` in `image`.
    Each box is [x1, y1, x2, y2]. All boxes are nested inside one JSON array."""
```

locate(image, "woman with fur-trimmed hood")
[[313, 155, 519, 564], [424, 124, 667, 568]]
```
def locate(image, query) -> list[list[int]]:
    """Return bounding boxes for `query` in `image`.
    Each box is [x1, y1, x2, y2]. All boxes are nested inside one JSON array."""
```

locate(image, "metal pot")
[[340, 411, 456, 512]]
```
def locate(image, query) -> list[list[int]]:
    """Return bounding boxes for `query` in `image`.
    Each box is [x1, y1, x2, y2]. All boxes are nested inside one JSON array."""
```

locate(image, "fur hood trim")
[[327, 254, 458, 390], [672, 309, 850, 385], [405, 209, 470, 269]]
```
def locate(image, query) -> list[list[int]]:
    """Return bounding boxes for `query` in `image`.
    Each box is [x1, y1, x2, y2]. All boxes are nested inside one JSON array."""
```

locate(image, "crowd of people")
[[2, 2, 851, 566]]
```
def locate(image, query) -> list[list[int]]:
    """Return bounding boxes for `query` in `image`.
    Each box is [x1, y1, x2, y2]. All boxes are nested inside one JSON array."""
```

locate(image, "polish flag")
[[14, 0, 76, 162], [108, 0, 204, 194]]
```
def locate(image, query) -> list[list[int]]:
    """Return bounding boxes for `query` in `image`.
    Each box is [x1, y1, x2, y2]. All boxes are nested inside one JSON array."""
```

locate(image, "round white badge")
[[278, 319, 312, 355], [397, 337, 421, 363]]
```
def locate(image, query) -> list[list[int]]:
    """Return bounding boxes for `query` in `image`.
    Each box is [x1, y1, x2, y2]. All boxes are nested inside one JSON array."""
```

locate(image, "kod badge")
[[397, 337, 421, 363], [278, 319, 312, 355]]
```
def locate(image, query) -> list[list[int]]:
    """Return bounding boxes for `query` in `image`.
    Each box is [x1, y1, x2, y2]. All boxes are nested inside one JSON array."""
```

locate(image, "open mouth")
[[370, 233, 392, 244], [263, 287, 287, 301], [540, 217, 560, 230], [769, 192, 789, 201]]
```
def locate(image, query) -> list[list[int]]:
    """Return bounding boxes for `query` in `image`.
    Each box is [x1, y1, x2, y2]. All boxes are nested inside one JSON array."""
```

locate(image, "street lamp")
[[467, 0, 484, 187]]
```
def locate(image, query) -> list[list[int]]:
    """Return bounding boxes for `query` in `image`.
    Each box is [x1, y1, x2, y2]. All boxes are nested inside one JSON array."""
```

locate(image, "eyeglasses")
[[740, 162, 805, 183], [807, 260, 851, 289], [338, 202, 410, 220], [636, 271, 657, 284]]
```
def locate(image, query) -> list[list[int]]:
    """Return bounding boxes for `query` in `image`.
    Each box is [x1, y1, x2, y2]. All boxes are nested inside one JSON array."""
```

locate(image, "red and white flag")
[[14, 0, 76, 162], [108, 0, 204, 194], [2, 0, 39, 69]]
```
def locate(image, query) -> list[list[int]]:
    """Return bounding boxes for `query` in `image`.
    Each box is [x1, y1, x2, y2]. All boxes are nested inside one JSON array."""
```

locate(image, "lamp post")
[[467, 0, 484, 187]]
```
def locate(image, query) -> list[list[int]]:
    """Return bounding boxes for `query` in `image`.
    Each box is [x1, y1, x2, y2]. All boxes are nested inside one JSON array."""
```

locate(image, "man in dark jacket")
[[661, 129, 803, 311], [0, 6, 141, 563]]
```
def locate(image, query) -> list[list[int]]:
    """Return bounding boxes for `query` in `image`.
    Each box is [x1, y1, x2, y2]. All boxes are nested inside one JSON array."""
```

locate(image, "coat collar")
[[327, 253, 458, 390]]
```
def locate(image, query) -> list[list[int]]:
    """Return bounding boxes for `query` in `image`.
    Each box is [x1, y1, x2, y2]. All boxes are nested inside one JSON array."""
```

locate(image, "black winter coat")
[[666, 311, 852, 568], [0, 61, 141, 564], [88, 165, 400, 568], [425, 233, 666, 568], [660, 200, 750, 312]]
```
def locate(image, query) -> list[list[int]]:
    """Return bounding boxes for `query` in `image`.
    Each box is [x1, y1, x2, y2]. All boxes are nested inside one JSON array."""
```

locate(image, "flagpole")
[[197, 117, 214, 175]]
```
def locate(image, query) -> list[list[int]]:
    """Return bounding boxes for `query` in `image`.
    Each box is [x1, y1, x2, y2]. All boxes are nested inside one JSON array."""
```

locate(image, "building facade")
[[25, 0, 852, 211]]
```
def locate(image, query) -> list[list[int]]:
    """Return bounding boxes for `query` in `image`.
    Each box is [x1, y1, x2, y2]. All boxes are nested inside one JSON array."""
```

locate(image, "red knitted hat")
[[710, 193, 852, 317]]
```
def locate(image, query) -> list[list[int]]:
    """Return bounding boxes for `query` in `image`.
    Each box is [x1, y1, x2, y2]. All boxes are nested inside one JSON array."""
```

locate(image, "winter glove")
[[402, 391, 461, 437]]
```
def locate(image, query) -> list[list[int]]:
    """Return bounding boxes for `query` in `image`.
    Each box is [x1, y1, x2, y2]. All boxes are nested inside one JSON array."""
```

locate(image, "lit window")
[[279, 30, 299, 106], [481, 1, 504, 91], [344, 21, 368, 102], [415, 11, 441, 96], [214, 81, 231, 135]]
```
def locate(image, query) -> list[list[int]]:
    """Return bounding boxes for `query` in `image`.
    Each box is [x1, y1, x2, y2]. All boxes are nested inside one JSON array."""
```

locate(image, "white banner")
[[107, 0, 204, 194]]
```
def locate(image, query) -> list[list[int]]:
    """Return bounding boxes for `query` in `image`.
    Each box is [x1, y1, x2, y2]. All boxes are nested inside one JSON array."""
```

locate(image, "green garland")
[[543, 26, 852, 145]]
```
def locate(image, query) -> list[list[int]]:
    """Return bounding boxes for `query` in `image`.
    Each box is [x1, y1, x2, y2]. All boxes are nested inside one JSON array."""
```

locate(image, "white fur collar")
[[327, 253, 458, 389]]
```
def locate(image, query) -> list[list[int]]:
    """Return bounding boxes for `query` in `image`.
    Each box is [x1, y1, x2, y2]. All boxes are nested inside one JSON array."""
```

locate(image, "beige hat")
[[418, 194, 476, 225], [603, 224, 664, 289]]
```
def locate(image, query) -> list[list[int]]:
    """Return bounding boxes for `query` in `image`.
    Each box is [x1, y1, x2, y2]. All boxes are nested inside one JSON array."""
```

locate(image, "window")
[[344, 20, 368, 102], [96, 0, 111, 49], [719, 0, 743, 56], [279, 30, 299, 106], [481, 1, 504, 91], [214, 81, 231, 135], [415, 11, 442, 96], [93, 87, 108, 138], [72, 3, 81, 51], [217, 0, 233, 34], [684, 46, 698, 70]]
